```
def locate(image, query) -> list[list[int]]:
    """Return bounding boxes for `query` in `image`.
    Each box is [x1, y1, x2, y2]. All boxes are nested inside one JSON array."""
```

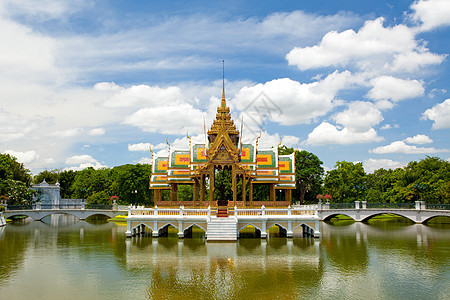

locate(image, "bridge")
[[2, 203, 127, 221], [317, 200, 450, 224], [2, 200, 448, 240]]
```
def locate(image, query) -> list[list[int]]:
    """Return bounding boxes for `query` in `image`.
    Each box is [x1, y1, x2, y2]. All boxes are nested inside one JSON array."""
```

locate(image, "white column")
[[261, 221, 267, 239], [415, 201, 421, 210], [355, 201, 360, 209]]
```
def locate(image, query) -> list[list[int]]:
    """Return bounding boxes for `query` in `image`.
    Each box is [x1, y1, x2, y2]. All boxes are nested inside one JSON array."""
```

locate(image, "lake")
[[0, 215, 449, 299]]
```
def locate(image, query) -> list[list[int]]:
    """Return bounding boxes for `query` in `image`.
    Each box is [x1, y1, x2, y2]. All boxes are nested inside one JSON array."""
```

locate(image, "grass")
[[107, 215, 128, 222]]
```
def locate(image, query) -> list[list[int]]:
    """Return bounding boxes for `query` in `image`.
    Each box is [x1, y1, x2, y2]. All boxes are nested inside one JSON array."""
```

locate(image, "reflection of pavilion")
[[125, 238, 322, 298], [150, 71, 296, 208]]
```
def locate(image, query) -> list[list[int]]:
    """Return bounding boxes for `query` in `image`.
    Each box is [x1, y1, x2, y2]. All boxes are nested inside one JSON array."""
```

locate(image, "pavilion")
[[149, 71, 296, 208]]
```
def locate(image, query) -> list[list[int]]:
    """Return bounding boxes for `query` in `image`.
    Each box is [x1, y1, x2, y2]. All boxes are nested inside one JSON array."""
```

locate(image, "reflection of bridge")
[[3, 204, 126, 221], [317, 201, 450, 224]]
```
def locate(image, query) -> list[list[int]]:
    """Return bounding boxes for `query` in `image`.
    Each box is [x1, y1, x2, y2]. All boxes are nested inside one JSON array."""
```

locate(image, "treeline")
[[33, 164, 152, 205], [1, 152, 449, 206]]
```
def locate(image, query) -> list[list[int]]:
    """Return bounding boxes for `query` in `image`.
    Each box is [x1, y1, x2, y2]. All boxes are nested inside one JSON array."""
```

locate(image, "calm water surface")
[[0, 215, 449, 300]]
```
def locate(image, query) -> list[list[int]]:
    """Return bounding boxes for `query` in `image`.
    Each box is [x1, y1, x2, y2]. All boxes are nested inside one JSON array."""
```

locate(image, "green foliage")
[[0, 154, 32, 185], [1, 179, 35, 205], [214, 168, 232, 201], [87, 190, 111, 205], [278, 146, 325, 204], [0, 154, 33, 204], [33, 169, 58, 184], [325, 161, 366, 203]]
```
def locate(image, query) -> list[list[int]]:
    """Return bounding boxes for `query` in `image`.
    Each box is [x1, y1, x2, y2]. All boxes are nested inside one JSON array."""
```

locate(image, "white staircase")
[[207, 217, 238, 241]]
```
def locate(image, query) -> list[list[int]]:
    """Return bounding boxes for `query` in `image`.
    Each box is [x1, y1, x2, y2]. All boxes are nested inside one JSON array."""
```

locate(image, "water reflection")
[[0, 216, 448, 299], [124, 237, 323, 299]]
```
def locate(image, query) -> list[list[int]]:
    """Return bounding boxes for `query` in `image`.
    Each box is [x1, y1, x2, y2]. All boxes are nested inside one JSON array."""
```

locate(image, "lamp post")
[[132, 189, 138, 205], [81, 188, 86, 203], [414, 184, 425, 201]]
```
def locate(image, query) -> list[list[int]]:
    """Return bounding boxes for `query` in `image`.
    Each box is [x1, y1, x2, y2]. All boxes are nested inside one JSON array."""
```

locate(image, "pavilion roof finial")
[[221, 60, 226, 108]]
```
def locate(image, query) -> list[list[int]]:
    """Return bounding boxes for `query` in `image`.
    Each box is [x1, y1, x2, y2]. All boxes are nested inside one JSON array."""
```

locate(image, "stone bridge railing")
[[319, 200, 450, 211], [128, 205, 318, 217]]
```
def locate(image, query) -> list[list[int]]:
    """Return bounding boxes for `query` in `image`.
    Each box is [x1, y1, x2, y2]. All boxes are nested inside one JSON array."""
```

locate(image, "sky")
[[1, 0, 449, 174]]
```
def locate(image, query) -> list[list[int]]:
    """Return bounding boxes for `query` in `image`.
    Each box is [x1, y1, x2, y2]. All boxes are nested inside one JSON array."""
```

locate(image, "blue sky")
[[1, 0, 449, 174]]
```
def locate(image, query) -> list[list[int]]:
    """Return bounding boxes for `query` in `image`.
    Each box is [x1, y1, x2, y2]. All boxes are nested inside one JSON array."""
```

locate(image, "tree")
[[325, 161, 366, 202], [34, 169, 59, 184], [0, 154, 33, 204], [279, 146, 325, 204], [58, 170, 77, 198]]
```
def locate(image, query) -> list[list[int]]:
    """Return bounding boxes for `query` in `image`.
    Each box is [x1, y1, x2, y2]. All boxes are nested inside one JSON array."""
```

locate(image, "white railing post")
[[355, 201, 360, 209], [262, 205, 265, 216], [288, 205, 291, 216], [421, 201, 426, 210], [415, 201, 421, 210], [234, 205, 237, 219], [207, 206, 211, 218], [81, 202, 85, 210], [362, 201, 367, 209], [128, 205, 131, 216], [154, 205, 158, 216], [180, 205, 184, 216]]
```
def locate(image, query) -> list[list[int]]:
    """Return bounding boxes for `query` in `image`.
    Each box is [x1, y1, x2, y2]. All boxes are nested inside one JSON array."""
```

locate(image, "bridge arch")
[[238, 222, 262, 233], [360, 212, 415, 223], [422, 215, 450, 224], [183, 223, 207, 234], [322, 213, 355, 222], [292, 223, 315, 237], [267, 223, 287, 237], [238, 223, 262, 238], [6, 212, 37, 220], [131, 223, 153, 233]]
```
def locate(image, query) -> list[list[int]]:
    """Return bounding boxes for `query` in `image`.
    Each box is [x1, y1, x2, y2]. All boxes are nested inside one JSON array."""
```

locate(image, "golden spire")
[[221, 60, 226, 109]]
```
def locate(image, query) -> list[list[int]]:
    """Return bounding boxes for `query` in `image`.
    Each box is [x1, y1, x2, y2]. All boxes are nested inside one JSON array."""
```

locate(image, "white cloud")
[[374, 100, 395, 110], [380, 123, 399, 130], [367, 76, 424, 102], [137, 157, 152, 164], [0, 0, 89, 20], [363, 158, 405, 173], [233, 73, 355, 127], [3, 150, 40, 164], [332, 101, 383, 131], [405, 134, 433, 144], [286, 17, 445, 73], [100, 83, 184, 108], [64, 154, 107, 171], [305, 122, 383, 145], [422, 99, 450, 129], [128, 143, 152, 152], [88, 128, 105, 136], [410, 0, 450, 31], [369, 141, 449, 154], [124, 103, 204, 135], [50, 128, 83, 137], [65, 155, 97, 165]]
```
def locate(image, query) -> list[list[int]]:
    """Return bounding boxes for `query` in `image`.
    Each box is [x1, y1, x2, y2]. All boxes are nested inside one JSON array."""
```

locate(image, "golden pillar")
[[249, 182, 253, 206], [286, 189, 292, 204], [209, 167, 215, 207], [242, 175, 246, 204], [193, 179, 199, 204], [170, 183, 178, 206], [154, 189, 162, 203], [200, 174, 205, 203], [270, 183, 276, 206], [232, 166, 236, 207]]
